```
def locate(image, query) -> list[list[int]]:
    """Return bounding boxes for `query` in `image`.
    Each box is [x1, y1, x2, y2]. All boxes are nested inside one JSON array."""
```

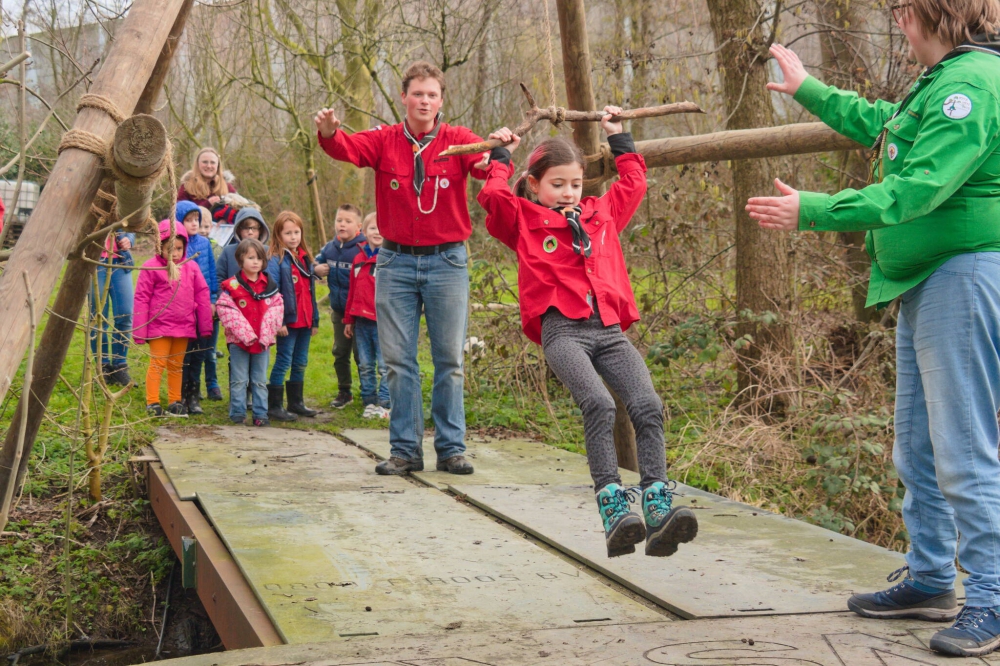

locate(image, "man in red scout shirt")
[[314, 61, 486, 476]]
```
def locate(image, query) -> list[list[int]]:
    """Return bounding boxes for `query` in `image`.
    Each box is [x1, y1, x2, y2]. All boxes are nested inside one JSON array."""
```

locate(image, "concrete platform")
[[153, 427, 409, 500], [160, 612, 998, 665], [341, 428, 640, 489], [451, 483, 914, 619], [197, 489, 664, 644]]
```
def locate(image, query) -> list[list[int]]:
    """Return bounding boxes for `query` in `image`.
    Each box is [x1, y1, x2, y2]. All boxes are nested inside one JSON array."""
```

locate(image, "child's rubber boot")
[[267, 384, 298, 422], [596, 483, 645, 558], [642, 481, 698, 557], [285, 381, 318, 417]]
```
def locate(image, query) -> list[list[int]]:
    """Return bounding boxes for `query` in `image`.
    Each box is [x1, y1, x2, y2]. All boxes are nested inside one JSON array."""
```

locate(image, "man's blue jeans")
[[893, 252, 1000, 607], [354, 317, 389, 407], [269, 326, 312, 385], [90, 264, 134, 368], [375, 245, 468, 463], [228, 344, 268, 420]]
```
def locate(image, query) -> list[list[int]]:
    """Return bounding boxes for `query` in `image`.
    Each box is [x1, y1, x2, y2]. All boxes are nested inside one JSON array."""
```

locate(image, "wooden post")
[[0, 2, 186, 502], [308, 169, 328, 246], [0, 0, 186, 405], [112, 114, 169, 226], [555, 0, 639, 473]]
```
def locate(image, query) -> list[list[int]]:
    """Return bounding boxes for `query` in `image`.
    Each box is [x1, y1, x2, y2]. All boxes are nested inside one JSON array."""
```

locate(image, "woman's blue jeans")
[[269, 326, 312, 386], [89, 264, 133, 368], [894, 252, 1000, 607], [354, 317, 390, 407], [375, 245, 468, 464]]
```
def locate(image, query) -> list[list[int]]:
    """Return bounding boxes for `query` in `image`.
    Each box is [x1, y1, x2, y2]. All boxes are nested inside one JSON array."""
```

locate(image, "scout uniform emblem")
[[440, 178, 450, 189], [390, 179, 400, 190], [943, 93, 972, 119], [887, 143, 899, 161], [543, 236, 558, 253]]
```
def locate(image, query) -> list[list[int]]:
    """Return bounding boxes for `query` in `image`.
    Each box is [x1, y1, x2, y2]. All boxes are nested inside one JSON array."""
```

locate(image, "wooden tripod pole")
[[0, 0, 185, 406], [0, 0, 190, 502], [554, 0, 640, 473]]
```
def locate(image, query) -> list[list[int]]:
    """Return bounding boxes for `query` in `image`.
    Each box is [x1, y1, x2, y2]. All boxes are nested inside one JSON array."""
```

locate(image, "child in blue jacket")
[[313, 204, 365, 408], [177, 200, 219, 414]]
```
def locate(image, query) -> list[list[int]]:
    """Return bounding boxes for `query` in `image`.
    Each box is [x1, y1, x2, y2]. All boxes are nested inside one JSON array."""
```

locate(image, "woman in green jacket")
[[747, 0, 1000, 657]]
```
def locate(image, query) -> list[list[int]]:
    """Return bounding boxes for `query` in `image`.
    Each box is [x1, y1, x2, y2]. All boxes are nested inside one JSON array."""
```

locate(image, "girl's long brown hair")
[[269, 211, 313, 261], [513, 137, 586, 201], [184, 147, 229, 200]]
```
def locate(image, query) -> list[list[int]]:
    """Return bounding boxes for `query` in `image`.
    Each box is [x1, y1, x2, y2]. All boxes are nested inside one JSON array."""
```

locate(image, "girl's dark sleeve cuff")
[[607, 132, 636, 157], [489, 146, 512, 165]]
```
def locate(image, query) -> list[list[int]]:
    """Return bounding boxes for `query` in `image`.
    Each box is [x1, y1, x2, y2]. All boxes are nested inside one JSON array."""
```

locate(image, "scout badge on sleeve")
[[942, 93, 972, 119]]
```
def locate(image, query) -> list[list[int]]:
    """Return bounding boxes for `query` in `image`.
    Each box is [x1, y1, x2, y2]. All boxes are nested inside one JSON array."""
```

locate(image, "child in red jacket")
[[216, 239, 284, 426], [344, 213, 390, 418], [477, 108, 698, 559]]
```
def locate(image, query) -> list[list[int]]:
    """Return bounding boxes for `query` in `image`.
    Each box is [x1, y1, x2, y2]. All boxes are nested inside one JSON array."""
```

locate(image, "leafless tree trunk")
[[706, 0, 792, 410]]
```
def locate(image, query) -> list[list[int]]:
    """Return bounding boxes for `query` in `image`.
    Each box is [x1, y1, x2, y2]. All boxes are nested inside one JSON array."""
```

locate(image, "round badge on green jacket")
[[543, 235, 558, 253], [943, 93, 973, 120], [390, 179, 400, 190], [887, 143, 899, 161]]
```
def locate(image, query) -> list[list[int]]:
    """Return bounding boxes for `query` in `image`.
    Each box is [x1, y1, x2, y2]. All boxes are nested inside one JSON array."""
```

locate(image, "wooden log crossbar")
[[440, 83, 704, 156]]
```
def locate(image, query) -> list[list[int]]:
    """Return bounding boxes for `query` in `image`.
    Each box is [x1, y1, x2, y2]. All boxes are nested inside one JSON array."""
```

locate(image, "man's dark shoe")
[[206, 387, 223, 401], [330, 391, 353, 409], [375, 457, 424, 476], [146, 403, 163, 417], [930, 606, 1000, 657], [267, 384, 298, 422], [166, 401, 188, 416], [848, 566, 958, 621], [286, 381, 318, 417], [436, 455, 474, 475]]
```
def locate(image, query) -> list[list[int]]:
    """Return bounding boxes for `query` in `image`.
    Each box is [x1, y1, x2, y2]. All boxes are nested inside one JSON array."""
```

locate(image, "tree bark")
[[556, 0, 639, 472], [0, 0, 185, 405], [814, 0, 879, 322], [706, 0, 792, 410]]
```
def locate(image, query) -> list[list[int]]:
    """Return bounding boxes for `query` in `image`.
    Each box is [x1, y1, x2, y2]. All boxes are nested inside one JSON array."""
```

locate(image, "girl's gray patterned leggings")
[[541, 308, 667, 491]]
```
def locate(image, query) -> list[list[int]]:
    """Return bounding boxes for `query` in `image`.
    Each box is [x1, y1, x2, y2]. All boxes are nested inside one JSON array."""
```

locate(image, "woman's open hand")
[[746, 178, 800, 231], [767, 44, 808, 97]]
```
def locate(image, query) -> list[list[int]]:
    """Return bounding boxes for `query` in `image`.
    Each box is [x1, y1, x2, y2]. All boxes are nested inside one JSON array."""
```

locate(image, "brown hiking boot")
[[436, 455, 474, 475], [375, 457, 424, 476]]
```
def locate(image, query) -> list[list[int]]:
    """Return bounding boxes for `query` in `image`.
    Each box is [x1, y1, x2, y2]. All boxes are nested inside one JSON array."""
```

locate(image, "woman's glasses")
[[891, 2, 911, 23]]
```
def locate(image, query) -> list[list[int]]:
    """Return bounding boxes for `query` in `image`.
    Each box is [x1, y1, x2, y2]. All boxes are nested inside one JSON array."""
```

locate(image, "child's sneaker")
[[146, 403, 163, 417], [378, 406, 390, 419], [642, 481, 698, 557], [362, 403, 380, 419], [930, 606, 1000, 656], [253, 417, 270, 427], [330, 392, 353, 409], [848, 566, 958, 621], [595, 483, 645, 558], [165, 401, 188, 416]]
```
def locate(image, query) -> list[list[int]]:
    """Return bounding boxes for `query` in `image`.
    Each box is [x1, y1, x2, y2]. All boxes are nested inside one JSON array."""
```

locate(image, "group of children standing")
[[133, 194, 388, 426]]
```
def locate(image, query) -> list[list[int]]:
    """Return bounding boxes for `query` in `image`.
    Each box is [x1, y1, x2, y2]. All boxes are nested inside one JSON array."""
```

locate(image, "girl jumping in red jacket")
[[477, 109, 698, 559]]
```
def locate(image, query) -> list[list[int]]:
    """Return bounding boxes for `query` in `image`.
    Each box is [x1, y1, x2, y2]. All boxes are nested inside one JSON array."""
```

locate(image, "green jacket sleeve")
[[798, 82, 1000, 233], [794, 76, 900, 147]]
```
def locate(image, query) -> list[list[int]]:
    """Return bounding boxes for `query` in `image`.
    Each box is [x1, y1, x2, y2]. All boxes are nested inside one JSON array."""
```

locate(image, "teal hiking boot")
[[642, 481, 698, 557], [596, 484, 645, 558]]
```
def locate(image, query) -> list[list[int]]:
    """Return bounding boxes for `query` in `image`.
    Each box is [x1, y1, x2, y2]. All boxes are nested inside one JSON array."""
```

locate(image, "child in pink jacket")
[[133, 220, 213, 416], [216, 239, 284, 426]]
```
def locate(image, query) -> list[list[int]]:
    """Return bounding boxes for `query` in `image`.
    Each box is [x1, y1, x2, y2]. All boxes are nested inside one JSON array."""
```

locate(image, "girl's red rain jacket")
[[477, 152, 648, 345]]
